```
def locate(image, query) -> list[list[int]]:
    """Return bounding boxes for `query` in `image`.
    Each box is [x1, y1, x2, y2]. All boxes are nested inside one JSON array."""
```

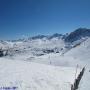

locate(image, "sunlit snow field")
[[0, 37, 90, 90]]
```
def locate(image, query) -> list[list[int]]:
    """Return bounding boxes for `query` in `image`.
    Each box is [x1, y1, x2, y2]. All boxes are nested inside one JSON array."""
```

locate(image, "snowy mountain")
[[28, 33, 64, 40], [0, 28, 90, 90], [65, 28, 90, 43]]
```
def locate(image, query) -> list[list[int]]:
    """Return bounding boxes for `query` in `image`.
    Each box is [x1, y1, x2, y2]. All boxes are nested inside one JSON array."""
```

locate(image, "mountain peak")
[[65, 28, 90, 42]]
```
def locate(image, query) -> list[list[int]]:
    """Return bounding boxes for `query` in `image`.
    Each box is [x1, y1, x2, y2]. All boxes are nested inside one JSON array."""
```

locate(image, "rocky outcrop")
[[71, 67, 85, 90]]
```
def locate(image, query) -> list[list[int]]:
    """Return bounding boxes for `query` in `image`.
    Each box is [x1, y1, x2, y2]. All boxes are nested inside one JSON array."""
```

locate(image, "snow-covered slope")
[[63, 38, 90, 90], [0, 58, 80, 90], [0, 28, 90, 90]]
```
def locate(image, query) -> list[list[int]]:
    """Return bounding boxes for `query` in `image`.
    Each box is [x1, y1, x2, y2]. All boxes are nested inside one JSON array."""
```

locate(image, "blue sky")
[[0, 0, 90, 40]]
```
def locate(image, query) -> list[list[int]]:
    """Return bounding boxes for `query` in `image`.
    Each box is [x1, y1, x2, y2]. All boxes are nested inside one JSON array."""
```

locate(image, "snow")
[[63, 38, 90, 90], [0, 36, 90, 90], [79, 69, 90, 90], [0, 58, 80, 90]]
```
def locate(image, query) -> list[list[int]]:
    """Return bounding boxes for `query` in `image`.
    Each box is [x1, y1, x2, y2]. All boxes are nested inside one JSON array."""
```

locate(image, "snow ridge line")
[[71, 67, 85, 90]]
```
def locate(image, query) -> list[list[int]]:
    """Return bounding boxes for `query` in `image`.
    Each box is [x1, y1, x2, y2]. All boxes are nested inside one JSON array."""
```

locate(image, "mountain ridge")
[[22, 28, 90, 42]]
